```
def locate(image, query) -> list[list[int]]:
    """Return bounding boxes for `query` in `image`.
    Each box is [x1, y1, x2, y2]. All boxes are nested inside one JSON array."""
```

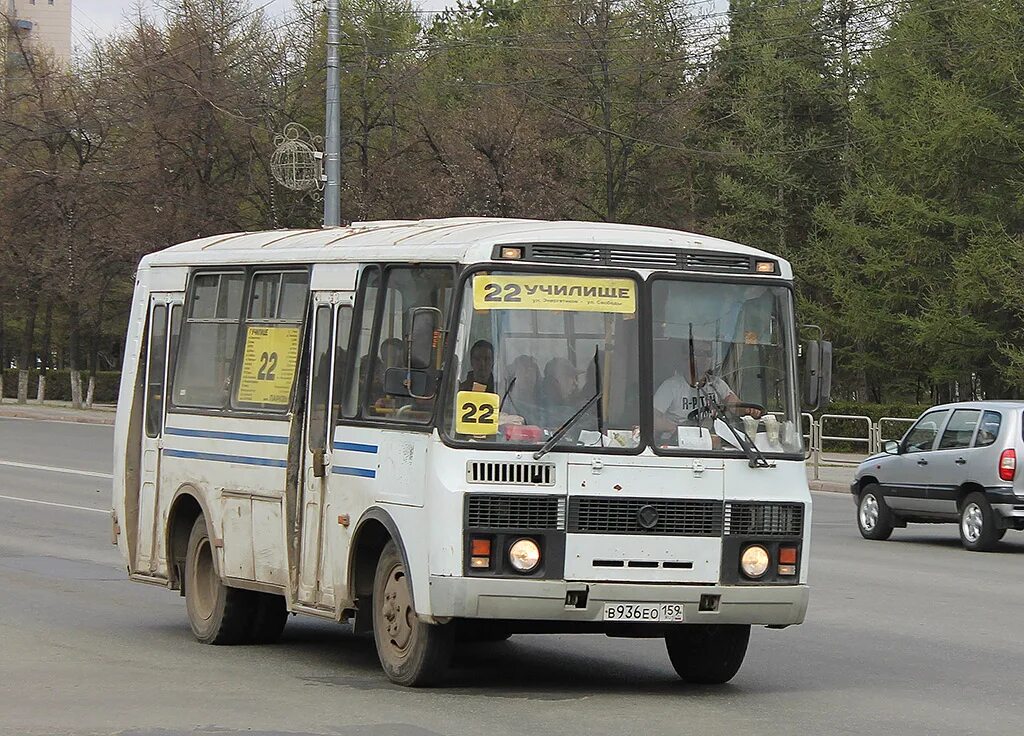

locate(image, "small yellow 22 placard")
[[455, 391, 500, 435]]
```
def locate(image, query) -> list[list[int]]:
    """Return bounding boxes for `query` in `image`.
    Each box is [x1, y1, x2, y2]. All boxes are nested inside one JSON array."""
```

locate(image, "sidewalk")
[[0, 399, 116, 425]]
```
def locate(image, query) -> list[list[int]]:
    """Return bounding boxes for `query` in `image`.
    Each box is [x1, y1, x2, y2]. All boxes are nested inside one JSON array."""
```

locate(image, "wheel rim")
[[192, 538, 217, 622], [962, 503, 984, 542], [379, 561, 415, 662], [860, 494, 879, 531]]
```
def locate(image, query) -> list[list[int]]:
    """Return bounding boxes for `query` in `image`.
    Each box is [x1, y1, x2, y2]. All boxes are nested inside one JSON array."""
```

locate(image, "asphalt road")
[[1, 416, 1022, 736]]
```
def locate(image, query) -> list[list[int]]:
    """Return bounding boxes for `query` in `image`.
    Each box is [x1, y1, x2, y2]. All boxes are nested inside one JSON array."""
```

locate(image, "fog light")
[[509, 538, 541, 572], [740, 544, 770, 579]]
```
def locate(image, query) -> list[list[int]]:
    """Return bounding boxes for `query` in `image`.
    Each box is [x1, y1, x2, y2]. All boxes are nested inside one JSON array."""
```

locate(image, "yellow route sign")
[[236, 326, 301, 406], [455, 390, 500, 435], [473, 275, 636, 313]]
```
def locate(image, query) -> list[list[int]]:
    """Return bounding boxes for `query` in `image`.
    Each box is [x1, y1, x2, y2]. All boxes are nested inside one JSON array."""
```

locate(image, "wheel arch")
[[857, 476, 880, 495], [347, 506, 415, 617], [165, 484, 216, 591], [956, 481, 986, 510]]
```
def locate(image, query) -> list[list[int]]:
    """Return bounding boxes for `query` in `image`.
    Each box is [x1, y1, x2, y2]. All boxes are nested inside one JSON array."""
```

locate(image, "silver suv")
[[851, 401, 1024, 551]]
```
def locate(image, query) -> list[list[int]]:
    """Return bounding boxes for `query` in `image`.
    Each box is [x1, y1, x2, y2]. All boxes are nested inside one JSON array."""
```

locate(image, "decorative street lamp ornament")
[[271, 123, 325, 192]]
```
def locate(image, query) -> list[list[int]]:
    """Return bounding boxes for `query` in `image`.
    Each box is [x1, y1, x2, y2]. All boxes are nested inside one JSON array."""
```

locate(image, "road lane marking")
[[0, 460, 113, 479], [0, 494, 108, 514]]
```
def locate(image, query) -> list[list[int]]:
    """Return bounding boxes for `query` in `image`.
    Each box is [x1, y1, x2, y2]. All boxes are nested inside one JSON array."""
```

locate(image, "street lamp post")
[[323, 0, 342, 227]]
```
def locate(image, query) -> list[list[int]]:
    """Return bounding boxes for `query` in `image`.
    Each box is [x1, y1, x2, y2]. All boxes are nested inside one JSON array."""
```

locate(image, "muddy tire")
[[184, 516, 255, 645], [250, 592, 289, 644], [372, 541, 453, 686]]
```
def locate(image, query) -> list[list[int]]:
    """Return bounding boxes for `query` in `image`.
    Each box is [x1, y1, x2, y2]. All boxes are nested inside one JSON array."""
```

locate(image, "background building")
[[3, 0, 72, 68]]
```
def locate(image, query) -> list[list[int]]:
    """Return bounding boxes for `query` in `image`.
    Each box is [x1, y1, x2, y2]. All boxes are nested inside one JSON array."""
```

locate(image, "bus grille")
[[567, 497, 723, 536], [724, 502, 804, 536], [466, 461, 554, 486], [466, 494, 565, 530]]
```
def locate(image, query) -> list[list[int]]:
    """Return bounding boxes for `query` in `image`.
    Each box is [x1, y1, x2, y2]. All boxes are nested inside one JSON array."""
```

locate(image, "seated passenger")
[[499, 354, 542, 427], [542, 357, 586, 429], [459, 339, 495, 393]]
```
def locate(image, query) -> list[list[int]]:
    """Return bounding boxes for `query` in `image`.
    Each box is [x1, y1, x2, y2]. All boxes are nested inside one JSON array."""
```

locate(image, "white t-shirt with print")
[[653, 374, 732, 423]]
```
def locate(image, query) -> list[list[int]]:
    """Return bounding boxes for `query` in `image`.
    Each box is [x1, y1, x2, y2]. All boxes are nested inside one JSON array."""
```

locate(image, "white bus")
[[112, 217, 831, 687]]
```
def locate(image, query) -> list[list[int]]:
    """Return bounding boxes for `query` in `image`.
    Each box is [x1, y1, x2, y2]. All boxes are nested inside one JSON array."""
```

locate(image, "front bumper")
[[428, 575, 809, 626]]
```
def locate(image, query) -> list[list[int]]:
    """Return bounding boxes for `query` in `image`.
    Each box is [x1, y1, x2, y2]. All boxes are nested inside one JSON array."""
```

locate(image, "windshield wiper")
[[699, 382, 772, 469], [533, 347, 603, 460]]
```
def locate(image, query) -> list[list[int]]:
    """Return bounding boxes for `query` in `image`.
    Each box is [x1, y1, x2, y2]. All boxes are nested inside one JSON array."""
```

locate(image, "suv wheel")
[[857, 484, 894, 540], [959, 492, 1000, 552]]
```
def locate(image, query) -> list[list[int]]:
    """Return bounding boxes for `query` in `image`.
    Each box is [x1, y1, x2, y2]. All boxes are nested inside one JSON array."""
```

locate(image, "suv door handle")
[[916, 459, 928, 466], [955, 458, 967, 465]]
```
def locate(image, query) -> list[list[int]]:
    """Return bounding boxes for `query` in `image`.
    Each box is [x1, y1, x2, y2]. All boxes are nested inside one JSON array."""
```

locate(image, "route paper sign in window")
[[236, 326, 301, 406], [472, 275, 636, 314]]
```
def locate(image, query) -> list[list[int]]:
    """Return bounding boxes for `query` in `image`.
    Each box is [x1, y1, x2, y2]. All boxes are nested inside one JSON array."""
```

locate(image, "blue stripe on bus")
[[165, 427, 289, 445], [164, 449, 288, 468], [332, 441, 378, 454], [332, 465, 377, 478]]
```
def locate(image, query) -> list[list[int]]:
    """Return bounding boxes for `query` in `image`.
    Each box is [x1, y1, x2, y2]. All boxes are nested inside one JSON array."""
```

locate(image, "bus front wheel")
[[184, 516, 254, 645], [372, 540, 453, 686], [665, 624, 750, 684]]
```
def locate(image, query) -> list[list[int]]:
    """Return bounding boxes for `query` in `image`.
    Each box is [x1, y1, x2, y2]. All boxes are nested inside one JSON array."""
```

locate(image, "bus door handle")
[[916, 459, 928, 466], [955, 457, 967, 465]]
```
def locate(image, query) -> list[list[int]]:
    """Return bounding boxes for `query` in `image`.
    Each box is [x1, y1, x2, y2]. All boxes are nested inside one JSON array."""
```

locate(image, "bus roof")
[[139, 217, 793, 278]]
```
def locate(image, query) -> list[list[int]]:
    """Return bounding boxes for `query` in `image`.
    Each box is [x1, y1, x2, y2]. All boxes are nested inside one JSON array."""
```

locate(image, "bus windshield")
[[445, 271, 642, 450], [651, 278, 802, 455]]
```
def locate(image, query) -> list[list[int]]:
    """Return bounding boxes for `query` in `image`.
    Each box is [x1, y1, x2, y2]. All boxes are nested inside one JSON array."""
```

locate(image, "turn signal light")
[[778, 546, 798, 565], [999, 449, 1017, 481], [471, 537, 492, 569]]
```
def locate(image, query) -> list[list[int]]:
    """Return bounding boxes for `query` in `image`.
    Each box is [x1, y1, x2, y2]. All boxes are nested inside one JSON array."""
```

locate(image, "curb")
[[0, 405, 116, 426], [808, 480, 850, 494]]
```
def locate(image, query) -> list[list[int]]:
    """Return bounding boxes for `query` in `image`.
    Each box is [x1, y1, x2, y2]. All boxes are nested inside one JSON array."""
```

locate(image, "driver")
[[653, 339, 759, 437]]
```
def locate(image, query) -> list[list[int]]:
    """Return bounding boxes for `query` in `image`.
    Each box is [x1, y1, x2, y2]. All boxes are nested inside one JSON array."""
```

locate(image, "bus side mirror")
[[804, 339, 833, 412], [384, 367, 435, 399], [407, 306, 442, 371]]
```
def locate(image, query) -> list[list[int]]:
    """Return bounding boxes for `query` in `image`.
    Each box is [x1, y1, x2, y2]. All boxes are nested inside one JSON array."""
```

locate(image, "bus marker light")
[[778, 564, 796, 576], [755, 260, 776, 274], [500, 246, 524, 259]]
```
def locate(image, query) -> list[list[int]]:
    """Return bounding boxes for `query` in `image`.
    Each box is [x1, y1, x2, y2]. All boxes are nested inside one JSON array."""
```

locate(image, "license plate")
[[603, 602, 685, 622]]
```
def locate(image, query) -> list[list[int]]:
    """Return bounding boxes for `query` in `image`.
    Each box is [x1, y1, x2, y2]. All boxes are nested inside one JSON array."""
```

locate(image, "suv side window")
[[903, 410, 949, 453], [976, 411, 1002, 447], [938, 409, 980, 450]]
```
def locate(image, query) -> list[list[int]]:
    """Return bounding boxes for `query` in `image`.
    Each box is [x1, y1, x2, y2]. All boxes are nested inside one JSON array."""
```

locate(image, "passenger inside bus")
[[459, 339, 495, 392]]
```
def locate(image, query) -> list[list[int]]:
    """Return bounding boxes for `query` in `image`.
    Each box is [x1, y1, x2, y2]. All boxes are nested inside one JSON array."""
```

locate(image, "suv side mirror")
[[883, 440, 900, 455], [803, 339, 833, 412]]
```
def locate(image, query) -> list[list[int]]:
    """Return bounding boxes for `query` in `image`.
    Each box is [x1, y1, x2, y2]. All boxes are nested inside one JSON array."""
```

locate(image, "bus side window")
[[232, 270, 309, 413], [343, 267, 380, 418], [332, 306, 353, 423], [172, 272, 245, 409], [364, 266, 453, 422]]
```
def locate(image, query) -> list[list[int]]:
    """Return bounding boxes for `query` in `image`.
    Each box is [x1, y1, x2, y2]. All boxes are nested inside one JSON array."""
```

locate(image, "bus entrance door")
[[297, 293, 354, 610]]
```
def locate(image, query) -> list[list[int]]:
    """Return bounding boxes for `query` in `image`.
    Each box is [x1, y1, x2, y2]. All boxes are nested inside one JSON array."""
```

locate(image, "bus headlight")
[[509, 538, 541, 572], [740, 545, 770, 579]]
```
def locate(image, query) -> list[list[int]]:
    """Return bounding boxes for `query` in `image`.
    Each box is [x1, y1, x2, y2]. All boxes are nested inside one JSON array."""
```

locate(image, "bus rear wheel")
[[665, 624, 750, 684], [184, 516, 254, 645], [372, 541, 453, 687]]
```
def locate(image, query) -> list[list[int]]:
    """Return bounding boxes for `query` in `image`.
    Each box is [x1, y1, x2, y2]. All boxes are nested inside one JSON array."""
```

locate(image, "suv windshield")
[[650, 278, 802, 455], [444, 271, 641, 450]]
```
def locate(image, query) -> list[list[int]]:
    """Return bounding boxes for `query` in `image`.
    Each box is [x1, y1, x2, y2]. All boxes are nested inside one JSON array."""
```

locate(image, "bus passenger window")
[[172, 272, 245, 409], [332, 306, 353, 422], [233, 270, 309, 412], [344, 267, 380, 418]]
